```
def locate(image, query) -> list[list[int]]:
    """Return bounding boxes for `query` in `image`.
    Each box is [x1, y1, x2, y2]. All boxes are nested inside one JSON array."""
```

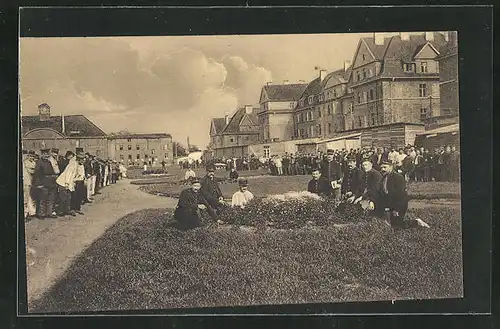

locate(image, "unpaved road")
[[24, 179, 177, 308]]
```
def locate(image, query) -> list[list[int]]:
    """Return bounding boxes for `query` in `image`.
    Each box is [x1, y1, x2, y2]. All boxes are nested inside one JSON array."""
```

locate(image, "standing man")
[[23, 150, 38, 219], [33, 148, 60, 219], [341, 156, 363, 202], [307, 165, 332, 197], [282, 154, 290, 176], [274, 155, 283, 176], [449, 145, 460, 182], [71, 150, 86, 215], [200, 165, 224, 218], [56, 152, 79, 217], [84, 153, 94, 203], [321, 149, 342, 200], [379, 161, 429, 228]]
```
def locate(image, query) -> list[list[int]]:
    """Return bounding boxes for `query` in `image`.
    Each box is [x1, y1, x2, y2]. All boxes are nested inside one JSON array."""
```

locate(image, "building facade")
[[258, 83, 308, 142], [107, 133, 173, 166], [435, 31, 459, 124]]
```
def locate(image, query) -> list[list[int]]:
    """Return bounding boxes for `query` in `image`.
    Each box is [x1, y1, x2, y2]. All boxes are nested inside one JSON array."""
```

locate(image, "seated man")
[[341, 156, 363, 202], [379, 161, 430, 229], [307, 165, 332, 198], [231, 179, 254, 208], [174, 177, 214, 230], [229, 167, 239, 183], [201, 165, 225, 214]]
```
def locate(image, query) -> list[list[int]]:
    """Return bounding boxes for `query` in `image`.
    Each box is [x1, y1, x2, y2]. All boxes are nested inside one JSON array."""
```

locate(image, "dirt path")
[[24, 179, 177, 307]]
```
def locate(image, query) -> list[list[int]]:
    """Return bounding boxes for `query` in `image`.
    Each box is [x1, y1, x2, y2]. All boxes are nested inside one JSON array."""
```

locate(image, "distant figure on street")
[[231, 179, 254, 208], [143, 161, 148, 172], [307, 165, 332, 198]]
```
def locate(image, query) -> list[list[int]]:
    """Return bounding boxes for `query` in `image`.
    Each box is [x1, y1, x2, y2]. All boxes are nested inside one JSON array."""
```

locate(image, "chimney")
[[425, 31, 434, 41], [319, 69, 327, 81], [443, 31, 450, 42], [225, 114, 230, 125], [38, 103, 51, 121], [374, 33, 385, 45], [61, 114, 65, 134], [266, 81, 273, 86], [400, 32, 410, 41], [245, 105, 253, 114], [283, 79, 289, 85], [343, 60, 351, 72]]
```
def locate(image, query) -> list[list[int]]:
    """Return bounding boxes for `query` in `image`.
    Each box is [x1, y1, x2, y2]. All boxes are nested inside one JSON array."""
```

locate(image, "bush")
[[142, 169, 168, 175]]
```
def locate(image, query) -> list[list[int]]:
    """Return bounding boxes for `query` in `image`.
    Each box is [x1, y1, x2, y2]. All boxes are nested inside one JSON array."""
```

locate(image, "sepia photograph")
[[20, 30, 463, 313]]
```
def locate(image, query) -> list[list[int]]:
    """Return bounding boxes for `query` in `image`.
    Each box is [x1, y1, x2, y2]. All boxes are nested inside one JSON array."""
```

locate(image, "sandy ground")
[[24, 179, 177, 308]]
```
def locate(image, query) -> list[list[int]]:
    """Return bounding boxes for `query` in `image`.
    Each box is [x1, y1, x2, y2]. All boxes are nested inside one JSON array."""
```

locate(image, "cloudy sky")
[[20, 33, 381, 147]]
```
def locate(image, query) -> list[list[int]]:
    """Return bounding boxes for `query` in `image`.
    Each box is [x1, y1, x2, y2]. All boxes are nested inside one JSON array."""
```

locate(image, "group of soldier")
[[267, 144, 460, 183], [22, 147, 127, 220]]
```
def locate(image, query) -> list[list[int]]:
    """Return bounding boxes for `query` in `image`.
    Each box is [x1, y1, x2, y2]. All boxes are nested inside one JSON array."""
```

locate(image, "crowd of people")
[[22, 147, 128, 220], [265, 144, 460, 183]]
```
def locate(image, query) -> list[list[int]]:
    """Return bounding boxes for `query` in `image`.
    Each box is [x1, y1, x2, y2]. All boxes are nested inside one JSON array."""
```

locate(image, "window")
[[128, 145, 132, 150], [333, 89, 337, 98], [263, 146, 270, 158], [327, 105, 332, 115], [164, 154, 168, 159], [403, 63, 413, 72], [299, 99, 304, 107], [363, 91, 368, 102], [230, 138, 234, 143], [127, 138, 132, 142], [362, 54, 366, 61], [119, 145, 123, 151], [120, 154, 124, 160], [328, 122, 332, 134], [128, 154, 132, 159], [420, 107, 428, 119], [332, 102, 338, 114], [318, 125, 322, 136], [369, 68, 374, 77], [136, 145, 140, 150], [318, 110, 322, 118], [358, 116, 362, 127], [310, 126, 315, 137], [296, 114, 301, 123], [289, 102, 295, 109], [319, 94, 324, 102], [151, 149, 155, 155], [371, 113, 376, 125], [301, 128, 306, 138], [357, 71, 361, 81], [308, 96, 314, 104], [300, 112, 305, 122], [357, 93, 361, 103], [136, 154, 140, 159], [369, 89, 374, 101], [363, 68, 367, 79], [419, 84, 428, 97], [420, 62, 428, 73]]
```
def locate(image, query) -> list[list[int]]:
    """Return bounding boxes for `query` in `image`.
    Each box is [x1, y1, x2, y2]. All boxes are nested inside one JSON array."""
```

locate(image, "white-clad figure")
[[231, 179, 254, 208]]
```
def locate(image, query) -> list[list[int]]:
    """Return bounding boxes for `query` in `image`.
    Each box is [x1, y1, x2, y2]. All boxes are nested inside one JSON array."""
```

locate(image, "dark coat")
[[84, 160, 94, 177], [174, 188, 210, 230], [341, 167, 364, 197], [201, 175, 223, 208], [307, 177, 332, 197], [361, 169, 383, 201], [320, 159, 342, 182], [33, 158, 58, 188], [229, 170, 239, 180], [379, 171, 409, 214]]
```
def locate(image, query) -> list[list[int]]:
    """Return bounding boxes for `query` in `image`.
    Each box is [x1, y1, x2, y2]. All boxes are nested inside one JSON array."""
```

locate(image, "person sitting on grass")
[[307, 165, 332, 198], [231, 179, 254, 208], [379, 161, 430, 229], [229, 167, 239, 183], [174, 177, 214, 230], [201, 165, 226, 216], [184, 166, 196, 185]]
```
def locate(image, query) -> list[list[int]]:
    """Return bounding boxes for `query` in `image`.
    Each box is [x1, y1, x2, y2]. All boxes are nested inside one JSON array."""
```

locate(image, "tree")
[[173, 142, 188, 157]]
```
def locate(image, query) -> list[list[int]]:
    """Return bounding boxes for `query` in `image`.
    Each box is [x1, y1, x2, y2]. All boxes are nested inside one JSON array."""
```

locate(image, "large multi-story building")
[[257, 82, 308, 142], [107, 133, 173, 166], [21, 103, 109, 158], [210, 105, 260, 158]]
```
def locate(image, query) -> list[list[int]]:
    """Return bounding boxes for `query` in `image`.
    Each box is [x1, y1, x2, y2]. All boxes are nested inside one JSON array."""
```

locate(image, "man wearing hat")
[[231, 178, 254, 208], [307, 165, 332, 198], [22, 150, 38, 219], [174, 177, 212, 230], [70, 149, 86, 215], [33, 148, 60, 219], [320, 149, 342, 200], [341, 156, 364, 202], [379, 160, 430, 228], [200, 165, 224, 218]]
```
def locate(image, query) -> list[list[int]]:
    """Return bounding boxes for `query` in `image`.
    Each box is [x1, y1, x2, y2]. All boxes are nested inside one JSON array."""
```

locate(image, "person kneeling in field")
[[352, 159, 383, 214], [341, 156, 363, 201], [379, 161, 430, 229], [174, 177, 215, 230], [307, 165, 332, 198], [231, 179, 254, 208]]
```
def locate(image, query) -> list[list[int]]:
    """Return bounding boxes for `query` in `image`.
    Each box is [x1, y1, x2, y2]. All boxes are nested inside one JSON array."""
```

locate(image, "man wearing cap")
[[307, 165, 332, 198], [321, 149, 342, 200], [200, 165, 225, 217], [379, 161, 430, 228], [341, 156, 364, 202], [174, 177, 212, 230], [231, 179, 254, 208], [354, 158, 383, 213], [56, 151, 81, 216], [33, 148, 60, 219], [23, 150, 38, 219]]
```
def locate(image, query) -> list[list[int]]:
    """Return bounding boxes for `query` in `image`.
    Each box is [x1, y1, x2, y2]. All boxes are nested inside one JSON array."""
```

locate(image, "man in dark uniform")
[[33, 148, 60, 219], [354, 158, 383, 215], [174, 177, 212, 230], [200, 165, 224, 218], [321, 149, 342, 200], [59, 151, 74, 172], [379, 161, 430, 228], [307, 165, 332, 197], [341, 156, 363, 202]]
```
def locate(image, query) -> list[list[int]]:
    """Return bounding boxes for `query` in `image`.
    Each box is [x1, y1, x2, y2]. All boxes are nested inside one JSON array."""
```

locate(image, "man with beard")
[[174, 177, 212, 230], [354, 159, 383, 215], [379, 161, 429, 229], [200, 165, 224, 219], [307, 165, 332, 197], [321, 149, 342, 200], [341, 156, 363, 202], [33, 148, 60, 219]]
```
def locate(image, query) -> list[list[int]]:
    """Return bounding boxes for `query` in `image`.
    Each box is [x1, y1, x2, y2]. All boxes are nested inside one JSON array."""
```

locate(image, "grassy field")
[[137, 174, 461, 200], [30, 206, 463, 313]]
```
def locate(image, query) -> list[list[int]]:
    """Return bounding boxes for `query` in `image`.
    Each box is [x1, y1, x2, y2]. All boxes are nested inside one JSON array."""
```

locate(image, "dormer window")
[[362, 54, 366, 61], [308, 96, 314, 105], [363, 68, 367, 79], [403, 63, 415, 72], [420, 61, 428, 73]]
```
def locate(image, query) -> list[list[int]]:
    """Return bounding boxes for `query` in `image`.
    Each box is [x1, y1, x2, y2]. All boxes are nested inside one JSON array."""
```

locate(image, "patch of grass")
[[30, 207, 463, 313]]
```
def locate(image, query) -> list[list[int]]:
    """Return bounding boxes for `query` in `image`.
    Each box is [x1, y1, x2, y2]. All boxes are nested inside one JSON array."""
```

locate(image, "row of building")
[[207, 31, 459, 159], [21, 103, 174, 165]]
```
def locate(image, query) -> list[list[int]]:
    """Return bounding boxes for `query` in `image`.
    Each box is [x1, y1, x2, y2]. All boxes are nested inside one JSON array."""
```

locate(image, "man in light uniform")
[[231, 179, 254, 208]]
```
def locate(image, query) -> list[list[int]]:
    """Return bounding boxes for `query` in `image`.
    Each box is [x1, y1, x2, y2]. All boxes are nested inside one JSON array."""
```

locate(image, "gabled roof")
[[322, 68, 351, 89], [300, 77, 323, 99], [261, 83, 308, 102], [221, 108, 259, 135], [21, 114, 107, 137], [211, 118, 227, 135]]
